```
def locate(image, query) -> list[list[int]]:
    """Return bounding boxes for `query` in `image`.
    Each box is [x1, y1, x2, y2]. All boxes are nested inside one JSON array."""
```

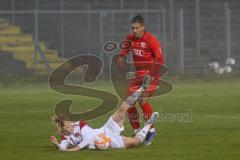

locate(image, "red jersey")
[[119, 31, 164, 77]]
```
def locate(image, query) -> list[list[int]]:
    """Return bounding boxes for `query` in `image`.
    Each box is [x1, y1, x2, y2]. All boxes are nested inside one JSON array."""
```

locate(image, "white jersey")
[[60, 120, 102, 150], [59, 118, 125, 150]]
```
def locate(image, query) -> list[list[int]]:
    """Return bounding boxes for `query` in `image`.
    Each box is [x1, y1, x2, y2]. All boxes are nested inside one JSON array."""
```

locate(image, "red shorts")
[[127, 74, 160, 97]]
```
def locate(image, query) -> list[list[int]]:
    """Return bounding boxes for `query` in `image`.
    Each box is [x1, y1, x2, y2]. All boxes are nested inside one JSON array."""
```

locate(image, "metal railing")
[[195, 0, 200, 56], [224, 2, 231, 59], [0, 8, 166, 76], [177, 9, 184, 73], [1, 0, 235, 75]]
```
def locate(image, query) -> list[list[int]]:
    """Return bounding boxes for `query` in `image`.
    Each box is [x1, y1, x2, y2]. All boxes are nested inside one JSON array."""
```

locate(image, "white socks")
[[134, 128, 141, 135], [125, 87, 144, 106], [135, 124, 151, 143], [149, 128, 155, 133]]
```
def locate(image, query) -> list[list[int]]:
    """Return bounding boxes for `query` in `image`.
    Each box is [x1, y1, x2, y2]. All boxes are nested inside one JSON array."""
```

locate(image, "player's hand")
[[118, 57, 127, 67], [50, 135, 58, 145]]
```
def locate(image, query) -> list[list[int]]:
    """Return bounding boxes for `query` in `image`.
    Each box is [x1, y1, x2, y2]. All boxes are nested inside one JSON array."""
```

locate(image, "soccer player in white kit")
[[50, 76, 159, 151]]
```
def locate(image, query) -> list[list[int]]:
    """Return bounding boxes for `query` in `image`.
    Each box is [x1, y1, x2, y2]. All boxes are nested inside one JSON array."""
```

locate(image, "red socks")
[[127, 106, 140, 129], [127, 102, 154, 130], [140, 102, 153, 122]]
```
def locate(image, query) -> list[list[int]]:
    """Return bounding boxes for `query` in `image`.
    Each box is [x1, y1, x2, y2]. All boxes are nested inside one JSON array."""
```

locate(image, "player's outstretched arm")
[[112, 75, 152, 127], [63, 136, 92, 152], [50, 135, 74, 151], [50, 135, 62, 149], [50, 136, 82, 151]]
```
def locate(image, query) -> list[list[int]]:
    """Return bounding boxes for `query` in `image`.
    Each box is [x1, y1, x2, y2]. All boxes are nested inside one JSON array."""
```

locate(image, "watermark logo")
[[49, 41, 173, 121], [126, 109, 193, 123], [49, 55, 118, 121]]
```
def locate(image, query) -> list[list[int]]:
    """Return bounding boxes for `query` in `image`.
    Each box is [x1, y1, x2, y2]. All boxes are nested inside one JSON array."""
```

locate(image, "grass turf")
[[0, 80, 240, 160]]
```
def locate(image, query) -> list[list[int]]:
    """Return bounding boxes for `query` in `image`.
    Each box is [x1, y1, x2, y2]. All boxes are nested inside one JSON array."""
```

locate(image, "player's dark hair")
[[131, 14, 144, 25]]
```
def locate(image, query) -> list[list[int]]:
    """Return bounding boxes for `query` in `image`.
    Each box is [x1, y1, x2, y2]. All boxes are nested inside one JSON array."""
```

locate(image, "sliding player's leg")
[[122, 124, 151, 148], [96, 75, 152, 149], [100, 88, 147, 149], [122, 112, 159, 148], [112, 86, 145, 128], [112, 75, 152, 128]]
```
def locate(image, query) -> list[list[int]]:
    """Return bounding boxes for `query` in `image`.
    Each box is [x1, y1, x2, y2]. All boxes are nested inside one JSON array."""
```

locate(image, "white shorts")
[[101, 117, 125, 149]]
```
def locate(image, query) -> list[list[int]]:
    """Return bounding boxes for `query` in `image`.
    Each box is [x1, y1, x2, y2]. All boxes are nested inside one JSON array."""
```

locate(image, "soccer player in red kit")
[[117, 14, 164, 145]]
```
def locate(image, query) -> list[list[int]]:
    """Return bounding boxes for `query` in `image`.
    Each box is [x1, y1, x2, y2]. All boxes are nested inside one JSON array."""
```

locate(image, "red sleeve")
[[148, 35, 164, 65], [79, 120, 86, 129], [118, 34, 132, 58]]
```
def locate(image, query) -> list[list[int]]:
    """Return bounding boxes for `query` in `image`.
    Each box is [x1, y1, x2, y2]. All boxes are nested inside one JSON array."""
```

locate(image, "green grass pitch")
[[0, 80, 240, 160]]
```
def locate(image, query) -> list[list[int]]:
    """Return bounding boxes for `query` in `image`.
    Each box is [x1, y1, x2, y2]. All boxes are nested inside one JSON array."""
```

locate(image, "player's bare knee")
[[112, 108, 126, 123], [117, 111, 125, 120]]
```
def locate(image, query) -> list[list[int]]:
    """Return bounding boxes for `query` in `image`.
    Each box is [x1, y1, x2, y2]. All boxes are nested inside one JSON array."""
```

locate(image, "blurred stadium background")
[[0, 0, 239, 77]]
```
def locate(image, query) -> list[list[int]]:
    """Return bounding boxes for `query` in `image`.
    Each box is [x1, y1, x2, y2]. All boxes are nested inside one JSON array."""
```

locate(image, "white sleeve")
[[59, 140, 69, 150], [78, 126, 94, 149]]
